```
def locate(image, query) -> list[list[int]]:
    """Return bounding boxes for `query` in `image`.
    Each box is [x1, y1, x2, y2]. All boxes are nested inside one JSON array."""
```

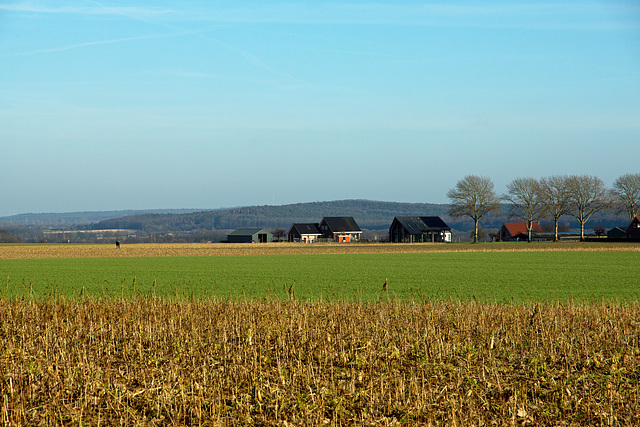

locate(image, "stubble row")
[[1, 298, 638, 425]]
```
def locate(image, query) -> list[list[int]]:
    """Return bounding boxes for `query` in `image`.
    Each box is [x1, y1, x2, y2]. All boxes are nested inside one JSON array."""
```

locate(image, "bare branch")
[[612, 173, 640, 223], [538, 175, 571, 242], [566, 175, 612, 241], [447, 175, 501, 243], [502, 177, 545, 242]]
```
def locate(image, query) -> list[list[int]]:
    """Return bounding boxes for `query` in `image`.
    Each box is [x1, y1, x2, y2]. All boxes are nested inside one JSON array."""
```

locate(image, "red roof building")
[[499, 222, 543, 241]]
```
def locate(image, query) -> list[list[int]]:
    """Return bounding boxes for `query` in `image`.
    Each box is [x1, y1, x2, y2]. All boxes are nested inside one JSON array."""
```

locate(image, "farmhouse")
[[287, 223, 322, 243], [626, 216, 640, 239], [227, 228, 273, 243], [499, 222, 543, 241], [318, 217, 362, 243], [389, 216, 452, 243]]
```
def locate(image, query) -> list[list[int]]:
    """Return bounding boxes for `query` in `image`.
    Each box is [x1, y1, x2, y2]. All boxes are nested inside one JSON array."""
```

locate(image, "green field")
[[1, 251, 638, 302]]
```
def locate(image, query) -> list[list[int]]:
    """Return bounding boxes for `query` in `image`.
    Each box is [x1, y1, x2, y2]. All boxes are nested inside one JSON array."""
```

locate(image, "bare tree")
[[538, 175, 572, 242], [447, 175, 501, 243], [272, 228, 287, 242], [502, 177, 545, 242], [612, 173, 640, 223], [566, 175, 612, 241], [593, 224, 606, 236]]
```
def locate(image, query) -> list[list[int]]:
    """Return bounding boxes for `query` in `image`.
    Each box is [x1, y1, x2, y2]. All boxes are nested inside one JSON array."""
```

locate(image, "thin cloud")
[[5, 31, 197, 57], [3, 1, 637, 29], [144, 3, 640, 30], [0, 2, 173, 18], [2, 1, 311, 86]]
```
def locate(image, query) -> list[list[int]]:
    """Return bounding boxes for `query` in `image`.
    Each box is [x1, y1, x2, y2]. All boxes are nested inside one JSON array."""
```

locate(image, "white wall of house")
[[301, 234, 320, 243]]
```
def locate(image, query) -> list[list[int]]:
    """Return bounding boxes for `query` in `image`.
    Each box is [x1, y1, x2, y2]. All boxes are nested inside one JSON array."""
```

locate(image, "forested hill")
[[0, 209, 202, 227], [3, 200, 629, 237], [89, 200, 451, 232]]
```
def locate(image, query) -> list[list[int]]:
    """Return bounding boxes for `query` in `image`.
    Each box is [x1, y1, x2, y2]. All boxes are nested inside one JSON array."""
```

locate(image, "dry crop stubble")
[[0, 298, 638, 425], [2, 241, 640, 259]]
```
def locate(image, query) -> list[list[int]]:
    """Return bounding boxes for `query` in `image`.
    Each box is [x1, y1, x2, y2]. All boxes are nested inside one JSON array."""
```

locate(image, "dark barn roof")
[[228, 228, 265, 236], [321, 217, 361, 233], [607, 226, 627, 238], [421, 216, 450, 229], [393, 216, 451, 234], [290, 223, 321, 235]]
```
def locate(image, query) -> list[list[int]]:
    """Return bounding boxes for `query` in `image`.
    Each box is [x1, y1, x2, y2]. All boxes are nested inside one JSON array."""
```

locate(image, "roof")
[[392, 216, 451, 234], [420, 216, 450, 229], [502, 222, 543, 237], [608, 227, 627, 238], [625, 216, 640, 232], [228, 228, 269, 236], [289, 223, 321, 235], [320, 217, 361, 233]]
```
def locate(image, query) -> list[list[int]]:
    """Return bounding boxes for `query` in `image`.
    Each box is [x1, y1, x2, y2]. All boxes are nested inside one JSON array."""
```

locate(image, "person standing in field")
[[116, 241, 120, 249]]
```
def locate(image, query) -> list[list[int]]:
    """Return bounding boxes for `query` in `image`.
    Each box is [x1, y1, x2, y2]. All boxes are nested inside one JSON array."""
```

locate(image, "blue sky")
[[1, 1, 639, 216]]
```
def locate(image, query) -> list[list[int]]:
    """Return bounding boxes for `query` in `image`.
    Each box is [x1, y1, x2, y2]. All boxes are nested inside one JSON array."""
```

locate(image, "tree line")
[[447, 173, 640, 243]]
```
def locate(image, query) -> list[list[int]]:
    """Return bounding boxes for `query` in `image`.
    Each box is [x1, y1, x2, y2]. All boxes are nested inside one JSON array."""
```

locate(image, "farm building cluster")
[[225, 215, 640, 243], [611, 215, 640, 239], [498, 216, 640, 242], [226, 216, 452, 243]]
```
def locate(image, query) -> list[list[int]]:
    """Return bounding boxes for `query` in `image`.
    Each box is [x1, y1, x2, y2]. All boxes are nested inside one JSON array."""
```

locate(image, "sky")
[[1, 1, 639, 217]]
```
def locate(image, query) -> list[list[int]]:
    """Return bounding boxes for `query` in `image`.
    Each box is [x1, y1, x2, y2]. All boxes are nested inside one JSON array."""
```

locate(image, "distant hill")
[[88, 199, 630, 238], [0, 209, 204, 227], [2, 200, 630, 243], [89, 200, 451, 232]]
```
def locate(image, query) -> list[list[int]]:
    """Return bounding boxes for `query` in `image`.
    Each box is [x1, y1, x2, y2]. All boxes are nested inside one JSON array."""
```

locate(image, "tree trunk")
[[554, 217, 559, 242], [473, 218, 479, 243]]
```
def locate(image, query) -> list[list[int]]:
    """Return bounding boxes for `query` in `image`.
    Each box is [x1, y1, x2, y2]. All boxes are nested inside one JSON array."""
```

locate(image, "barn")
[[389, 216, 452, 243], [607, 226, 627, 239], [227, 228, 273, 243], [626, 216, 640, 239]]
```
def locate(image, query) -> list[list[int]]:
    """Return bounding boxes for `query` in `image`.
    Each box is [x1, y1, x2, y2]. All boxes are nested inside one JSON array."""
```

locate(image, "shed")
[[227, 228, 273, 243], [607, 226, 627, 239], [389, 216, 452, 243], [287, 223, 322, 243]]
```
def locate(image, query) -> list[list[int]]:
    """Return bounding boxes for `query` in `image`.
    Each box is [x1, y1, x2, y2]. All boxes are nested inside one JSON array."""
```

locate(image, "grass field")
[[1, 243, 639, 301]]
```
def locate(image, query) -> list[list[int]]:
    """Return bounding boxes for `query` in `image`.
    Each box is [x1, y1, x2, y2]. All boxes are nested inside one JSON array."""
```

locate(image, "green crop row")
[[1, 251, 638, 302]]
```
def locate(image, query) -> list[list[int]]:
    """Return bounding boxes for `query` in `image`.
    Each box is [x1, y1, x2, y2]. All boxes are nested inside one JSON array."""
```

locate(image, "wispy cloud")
[[3, 1, 638, 30], [2, 1, 312, 86], [0, 1, 173, 19], [5, 31, 197, 57], [122, 2, 640, 30]]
